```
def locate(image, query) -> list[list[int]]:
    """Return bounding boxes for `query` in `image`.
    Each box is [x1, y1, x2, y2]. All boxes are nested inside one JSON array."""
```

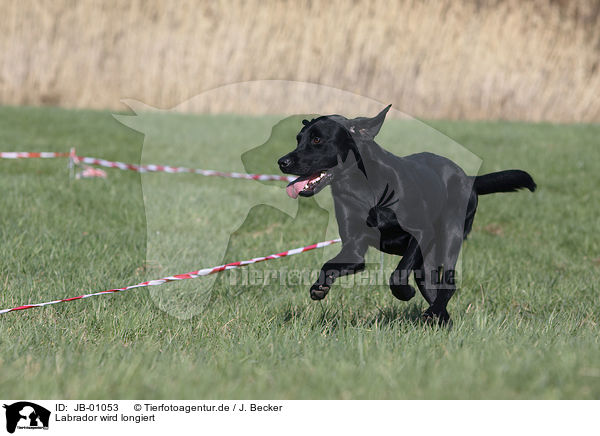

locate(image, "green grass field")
[[1, 105, 599, 399]]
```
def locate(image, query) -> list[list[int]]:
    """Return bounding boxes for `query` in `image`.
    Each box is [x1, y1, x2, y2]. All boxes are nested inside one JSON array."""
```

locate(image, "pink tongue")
[[286, 179, 310, 199]]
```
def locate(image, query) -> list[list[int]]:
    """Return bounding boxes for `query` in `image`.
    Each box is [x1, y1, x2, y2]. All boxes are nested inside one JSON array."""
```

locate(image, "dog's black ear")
[[302, 119, 310, 126], [348, 104, 391, 139]]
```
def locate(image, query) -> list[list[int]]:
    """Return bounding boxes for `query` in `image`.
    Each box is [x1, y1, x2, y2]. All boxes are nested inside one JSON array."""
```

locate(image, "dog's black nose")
[[278, 156, 293, 170]]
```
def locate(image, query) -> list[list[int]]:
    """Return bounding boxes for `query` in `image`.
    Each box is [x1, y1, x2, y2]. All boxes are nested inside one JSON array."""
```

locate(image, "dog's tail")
[[473, 170, 536, 195]]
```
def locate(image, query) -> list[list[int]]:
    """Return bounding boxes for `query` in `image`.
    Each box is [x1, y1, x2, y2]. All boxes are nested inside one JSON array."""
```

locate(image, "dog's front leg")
[[389, 237, 422, 301], [310, 240, 367, 300]]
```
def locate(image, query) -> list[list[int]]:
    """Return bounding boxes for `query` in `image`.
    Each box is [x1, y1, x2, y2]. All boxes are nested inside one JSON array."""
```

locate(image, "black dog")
[[278, 105, 536, 324]]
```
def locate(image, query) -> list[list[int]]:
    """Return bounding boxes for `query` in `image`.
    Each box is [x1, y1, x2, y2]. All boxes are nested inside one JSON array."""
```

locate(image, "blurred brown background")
[[1, 0, 599, 122]]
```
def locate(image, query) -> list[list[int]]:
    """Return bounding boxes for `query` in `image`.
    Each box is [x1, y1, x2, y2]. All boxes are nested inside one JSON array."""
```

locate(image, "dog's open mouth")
[[286, 171, 333, 199]]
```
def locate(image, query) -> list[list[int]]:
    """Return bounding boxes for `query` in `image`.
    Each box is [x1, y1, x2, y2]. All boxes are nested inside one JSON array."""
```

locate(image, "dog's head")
[[278, 105, 391, 198]]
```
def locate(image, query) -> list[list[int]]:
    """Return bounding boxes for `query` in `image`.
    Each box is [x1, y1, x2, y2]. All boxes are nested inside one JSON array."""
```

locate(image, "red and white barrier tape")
[[76, 156, 295, 182], [0, 151, 69, 159], [0, 238, 341, 315], [1, 149, 294, 182]]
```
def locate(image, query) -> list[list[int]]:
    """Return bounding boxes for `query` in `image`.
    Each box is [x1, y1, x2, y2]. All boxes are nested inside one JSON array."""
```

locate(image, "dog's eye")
[[312, 137, 321, 144]]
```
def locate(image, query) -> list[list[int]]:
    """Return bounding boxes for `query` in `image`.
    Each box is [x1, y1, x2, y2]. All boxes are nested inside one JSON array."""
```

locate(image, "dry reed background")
[[0, 0, 599, 122]]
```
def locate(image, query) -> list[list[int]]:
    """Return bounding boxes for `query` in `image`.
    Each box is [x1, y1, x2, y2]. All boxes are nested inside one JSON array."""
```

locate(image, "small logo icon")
[[3, 402, 50, 434]]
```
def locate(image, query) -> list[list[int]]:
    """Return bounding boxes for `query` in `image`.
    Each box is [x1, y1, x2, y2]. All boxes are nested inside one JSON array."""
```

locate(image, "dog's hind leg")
[[389, 237, 422, 301], [412, 265, 453, 324], [418, 230, 462, 325], [418, 177, 472, 325], [412, 229, 461, 325]]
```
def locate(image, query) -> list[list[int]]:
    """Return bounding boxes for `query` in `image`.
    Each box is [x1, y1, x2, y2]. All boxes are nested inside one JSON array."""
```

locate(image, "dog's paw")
[[389, 283, 416, 301], [421, 308, 452, 327], [310, 283, 330, 300]]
